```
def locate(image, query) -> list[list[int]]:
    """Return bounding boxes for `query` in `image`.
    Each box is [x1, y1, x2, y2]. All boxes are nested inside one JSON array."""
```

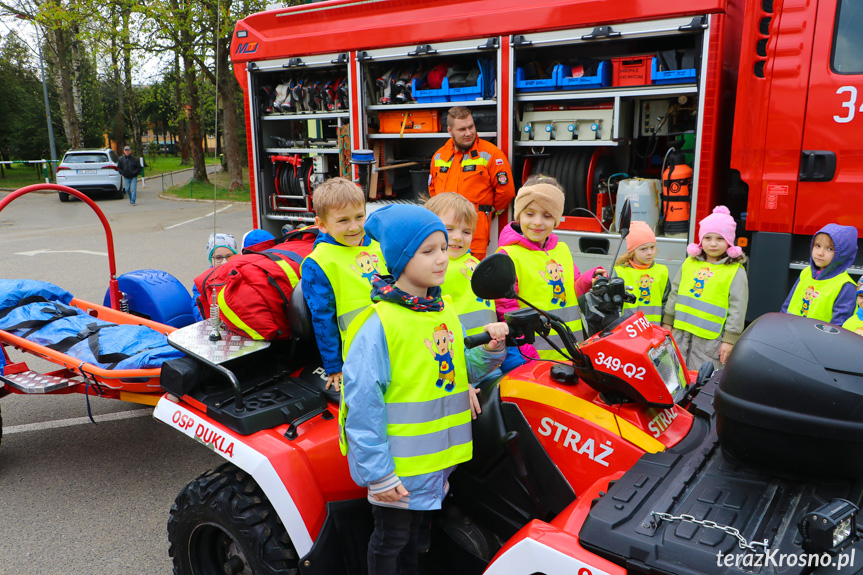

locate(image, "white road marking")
[[3, 407, 153, 435], [15, 249, 108, 257], [165, 205, 234, 230]]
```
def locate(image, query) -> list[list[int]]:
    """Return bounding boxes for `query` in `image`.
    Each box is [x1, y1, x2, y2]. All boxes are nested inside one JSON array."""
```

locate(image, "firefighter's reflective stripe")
[[217, 289, 263, 340], [787, 267, 855, 322], [673, 259, 739, 339]]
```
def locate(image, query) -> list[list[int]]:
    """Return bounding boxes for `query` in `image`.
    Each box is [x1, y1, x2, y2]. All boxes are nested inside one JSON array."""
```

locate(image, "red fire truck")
[[230, 0, 863, 319]]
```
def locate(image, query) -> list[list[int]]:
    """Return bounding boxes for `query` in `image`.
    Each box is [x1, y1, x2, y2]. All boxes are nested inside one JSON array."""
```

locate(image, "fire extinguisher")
[[660, 146, 692, 235]]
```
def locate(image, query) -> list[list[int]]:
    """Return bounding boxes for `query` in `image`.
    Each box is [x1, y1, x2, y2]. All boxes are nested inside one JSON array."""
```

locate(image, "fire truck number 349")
[[594, 351, 646, 380], [834, 86, 863, 124]]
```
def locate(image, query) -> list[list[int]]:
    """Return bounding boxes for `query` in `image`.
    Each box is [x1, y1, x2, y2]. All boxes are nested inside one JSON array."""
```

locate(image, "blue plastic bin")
[[449, 70, 484, 101], [412, 77, 449, 103], [515, 66, 562, 92], [650, 57, 697, 85], [557, 61, 611, 90]]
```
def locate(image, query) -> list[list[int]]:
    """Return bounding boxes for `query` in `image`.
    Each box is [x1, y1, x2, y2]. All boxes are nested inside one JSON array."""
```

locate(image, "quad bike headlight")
[[648, 336, 688, 403], [799, 499, 858, 555]]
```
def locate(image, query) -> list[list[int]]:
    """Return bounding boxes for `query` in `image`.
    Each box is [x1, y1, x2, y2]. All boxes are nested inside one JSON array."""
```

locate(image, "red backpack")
[[193, 228, 318, 340]]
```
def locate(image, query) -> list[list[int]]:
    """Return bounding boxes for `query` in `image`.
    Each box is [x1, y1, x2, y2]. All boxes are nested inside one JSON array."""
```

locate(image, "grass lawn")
[[162, 167, 251, 203]]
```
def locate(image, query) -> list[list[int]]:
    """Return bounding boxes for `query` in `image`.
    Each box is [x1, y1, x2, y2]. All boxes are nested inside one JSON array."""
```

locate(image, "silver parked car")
[[55, 148, 124, 202]]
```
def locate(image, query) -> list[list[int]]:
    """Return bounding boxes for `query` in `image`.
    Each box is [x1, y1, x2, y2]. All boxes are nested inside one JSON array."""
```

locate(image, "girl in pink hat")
[[612, 221, 669, 325], [661, 206, 748, 370]]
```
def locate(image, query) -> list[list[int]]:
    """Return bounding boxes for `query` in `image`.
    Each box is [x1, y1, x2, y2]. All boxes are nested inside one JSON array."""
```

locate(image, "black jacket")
[[118, 154, 141, 178]]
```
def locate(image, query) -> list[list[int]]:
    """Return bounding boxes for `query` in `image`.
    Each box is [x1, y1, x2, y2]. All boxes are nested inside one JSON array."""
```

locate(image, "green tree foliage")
[[0, 32, 65, 160]]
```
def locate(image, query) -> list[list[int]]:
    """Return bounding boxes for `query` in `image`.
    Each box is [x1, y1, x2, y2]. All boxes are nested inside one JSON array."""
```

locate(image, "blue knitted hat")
[[364, 205, 447, 280], [242, 228, 275, 250]]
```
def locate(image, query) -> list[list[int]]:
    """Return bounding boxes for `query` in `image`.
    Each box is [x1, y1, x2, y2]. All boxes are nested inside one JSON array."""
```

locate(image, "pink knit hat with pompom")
[[687, 206, 743, 258]]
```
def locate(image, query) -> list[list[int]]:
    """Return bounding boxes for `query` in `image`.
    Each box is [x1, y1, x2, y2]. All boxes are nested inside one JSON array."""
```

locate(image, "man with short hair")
[[428, 106, 515, 259], [117, 145, 142, 206]]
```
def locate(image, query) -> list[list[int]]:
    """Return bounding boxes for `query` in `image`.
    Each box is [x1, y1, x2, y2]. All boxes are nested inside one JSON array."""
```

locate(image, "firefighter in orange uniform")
[[429, 106, 516, 260]]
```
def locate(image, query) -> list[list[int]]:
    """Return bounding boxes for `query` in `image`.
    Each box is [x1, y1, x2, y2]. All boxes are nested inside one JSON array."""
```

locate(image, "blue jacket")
[[301, 232, 376, 375], [342, 313, 505, 511], [782, 223, 859, 325]]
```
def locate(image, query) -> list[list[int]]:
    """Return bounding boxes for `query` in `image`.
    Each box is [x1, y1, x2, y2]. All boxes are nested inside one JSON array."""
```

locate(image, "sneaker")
[[131, 202, 136, 206]]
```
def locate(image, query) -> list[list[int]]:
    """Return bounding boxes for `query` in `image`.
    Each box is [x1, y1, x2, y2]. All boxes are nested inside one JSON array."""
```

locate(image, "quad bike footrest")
[[0, 371, 79, 394]]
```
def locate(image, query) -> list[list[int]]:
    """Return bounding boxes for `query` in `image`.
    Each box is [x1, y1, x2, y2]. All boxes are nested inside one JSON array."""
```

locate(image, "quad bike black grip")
[[464, 332, 492, 349]]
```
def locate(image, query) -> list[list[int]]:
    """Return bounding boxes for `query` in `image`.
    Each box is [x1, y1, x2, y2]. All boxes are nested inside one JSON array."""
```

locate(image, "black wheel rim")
[[188, 522, 252, 575]]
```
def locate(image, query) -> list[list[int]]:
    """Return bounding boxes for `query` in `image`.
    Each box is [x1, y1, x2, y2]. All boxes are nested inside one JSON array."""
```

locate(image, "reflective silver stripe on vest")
[[676, 295, 728, 318], [338, 305, 368, 333], [459, 308, 497, 331], [386, 391, 469, 425], [388, 421, 472, 459], [639, 305, 663, 318], [478, 151, 492, 162], [674, 311, 723, 334], [543, 305, 582, 323]]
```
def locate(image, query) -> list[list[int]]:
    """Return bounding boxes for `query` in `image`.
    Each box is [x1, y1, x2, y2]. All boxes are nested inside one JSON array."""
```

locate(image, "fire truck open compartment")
[[234, 0, 863, 318]]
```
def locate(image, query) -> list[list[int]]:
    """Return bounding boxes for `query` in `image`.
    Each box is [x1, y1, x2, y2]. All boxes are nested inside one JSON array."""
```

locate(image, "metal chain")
[[651, 511, 770, 552]]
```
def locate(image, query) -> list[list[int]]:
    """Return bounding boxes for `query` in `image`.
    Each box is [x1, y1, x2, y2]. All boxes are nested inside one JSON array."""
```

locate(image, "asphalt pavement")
[[0, 175, 254, 574]]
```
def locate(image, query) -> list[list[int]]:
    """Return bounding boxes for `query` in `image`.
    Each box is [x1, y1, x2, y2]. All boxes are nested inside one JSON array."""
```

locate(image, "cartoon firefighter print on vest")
[[638, 274, 655, 304], [350, 251, 383, 285], [424, 323, 457, 392], [539, 259, 567, 307], [690, 267, 714, 298], [460, 257, 491, 308], [801, 286, 820, 317]]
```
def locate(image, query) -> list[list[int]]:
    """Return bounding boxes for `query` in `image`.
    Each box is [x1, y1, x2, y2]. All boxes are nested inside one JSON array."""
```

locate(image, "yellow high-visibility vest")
[[340, 296, 472, 477], [502, 241, 583, 360], [305, 241, 385, 341], [673, 258, 740, 339], [442, 252, 496, 337], [614, 263, 669, 324], [787, 266, 855, 322]]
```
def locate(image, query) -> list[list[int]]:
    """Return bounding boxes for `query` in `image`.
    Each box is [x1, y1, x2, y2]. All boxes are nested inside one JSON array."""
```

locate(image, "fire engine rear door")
[[795, 0, 863, 237]]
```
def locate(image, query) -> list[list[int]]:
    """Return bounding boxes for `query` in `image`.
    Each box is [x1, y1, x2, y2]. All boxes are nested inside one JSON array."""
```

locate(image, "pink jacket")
[[494, 223, 600, 358]]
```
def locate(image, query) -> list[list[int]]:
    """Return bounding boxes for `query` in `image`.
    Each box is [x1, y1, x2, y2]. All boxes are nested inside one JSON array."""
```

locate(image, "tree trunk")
[[49, 27, 83, 148], [219, 73, 243, 193], [174, 52, 190, 164], [111, 11, 124, 152], [183, 51, 208, 183], [123, 8, 142, 154]]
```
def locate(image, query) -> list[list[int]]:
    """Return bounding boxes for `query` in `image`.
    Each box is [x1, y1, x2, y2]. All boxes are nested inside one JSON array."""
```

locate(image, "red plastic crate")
[[612, 55, 653, 87]]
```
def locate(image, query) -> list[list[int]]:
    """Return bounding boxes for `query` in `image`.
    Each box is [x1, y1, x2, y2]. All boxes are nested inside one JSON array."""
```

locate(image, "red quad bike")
[[157, 220, 863, 575]]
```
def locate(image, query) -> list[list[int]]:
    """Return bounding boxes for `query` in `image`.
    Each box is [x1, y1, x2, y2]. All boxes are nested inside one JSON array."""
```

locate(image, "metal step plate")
[[1, 371, 79, 394], [167, 321, 270, 365]]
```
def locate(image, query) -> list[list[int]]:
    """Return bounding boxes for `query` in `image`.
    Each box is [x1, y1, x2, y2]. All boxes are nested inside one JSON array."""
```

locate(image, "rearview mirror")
[[619, 198, 632, 240], [471, 253, 517, 300]]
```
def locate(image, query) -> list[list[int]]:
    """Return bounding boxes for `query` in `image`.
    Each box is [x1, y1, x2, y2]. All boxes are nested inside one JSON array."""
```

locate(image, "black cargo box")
[[715, 313, 863, 478]]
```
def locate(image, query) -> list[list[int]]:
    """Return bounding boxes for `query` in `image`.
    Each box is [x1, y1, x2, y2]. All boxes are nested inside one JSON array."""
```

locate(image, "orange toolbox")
[[611, 55, 653, 86], [377, 110, 440, 133]]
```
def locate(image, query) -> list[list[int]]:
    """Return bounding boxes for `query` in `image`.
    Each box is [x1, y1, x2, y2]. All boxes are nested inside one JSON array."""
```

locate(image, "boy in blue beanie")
[[341, 204, 507, 575]]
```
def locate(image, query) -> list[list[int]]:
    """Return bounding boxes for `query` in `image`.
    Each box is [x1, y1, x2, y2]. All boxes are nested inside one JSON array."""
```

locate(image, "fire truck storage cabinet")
[[244, 16, 708, 284]]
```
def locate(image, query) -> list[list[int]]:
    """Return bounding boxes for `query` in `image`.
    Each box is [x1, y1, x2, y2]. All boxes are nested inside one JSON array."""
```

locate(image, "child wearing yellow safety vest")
[[341, 204, 507, 575], [495, 175, 605, 361], [781, 223, 858, 325], [301, 177, 386, 392], [662, 206, 748, 370], [611, 220, 670, 325], [842, 279, 863, 336]]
